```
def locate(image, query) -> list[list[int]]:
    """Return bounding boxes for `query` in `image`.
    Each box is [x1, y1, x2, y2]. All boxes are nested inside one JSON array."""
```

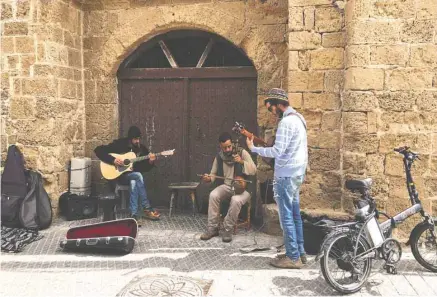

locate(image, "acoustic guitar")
[[100, 149, 175, 180], [232, 122, 275, 168]]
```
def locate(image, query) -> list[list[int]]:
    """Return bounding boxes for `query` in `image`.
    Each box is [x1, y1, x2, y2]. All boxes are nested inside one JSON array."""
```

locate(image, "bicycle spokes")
[[417, 229, 437, 264], [325, 236, 370, 288]]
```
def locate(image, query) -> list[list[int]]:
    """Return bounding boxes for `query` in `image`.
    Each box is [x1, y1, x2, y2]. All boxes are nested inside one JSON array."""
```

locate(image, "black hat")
[[264, 88, 289, 105], [127, 126, 142, 139]]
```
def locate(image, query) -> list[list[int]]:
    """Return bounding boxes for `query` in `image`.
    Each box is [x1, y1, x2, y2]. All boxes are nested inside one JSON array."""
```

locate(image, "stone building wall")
[[287, 0, 437, 238], [1, 0, 85, 207], [343, 0, 437, 236], [288, 0, 345, 211], [80, 0, 289, 161]]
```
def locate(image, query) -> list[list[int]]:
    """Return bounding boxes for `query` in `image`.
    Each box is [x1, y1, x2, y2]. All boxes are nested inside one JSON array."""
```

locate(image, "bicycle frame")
[[316, 148, 434, 262]]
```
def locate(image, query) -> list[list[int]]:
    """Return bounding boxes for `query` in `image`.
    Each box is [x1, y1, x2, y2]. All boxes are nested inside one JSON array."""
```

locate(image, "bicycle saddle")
[[345, 178, 372, 191]]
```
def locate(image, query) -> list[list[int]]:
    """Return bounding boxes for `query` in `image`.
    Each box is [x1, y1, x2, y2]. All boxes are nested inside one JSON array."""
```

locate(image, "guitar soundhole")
[[123, 159, 130, 166]]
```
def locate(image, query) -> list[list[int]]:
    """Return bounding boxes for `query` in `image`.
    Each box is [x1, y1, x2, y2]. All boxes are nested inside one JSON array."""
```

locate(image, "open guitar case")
[[59, 218, 138, 254]]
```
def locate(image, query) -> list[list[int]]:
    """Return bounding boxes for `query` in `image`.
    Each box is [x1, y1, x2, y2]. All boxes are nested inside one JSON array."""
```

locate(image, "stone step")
[[261, 204, 354, 236]]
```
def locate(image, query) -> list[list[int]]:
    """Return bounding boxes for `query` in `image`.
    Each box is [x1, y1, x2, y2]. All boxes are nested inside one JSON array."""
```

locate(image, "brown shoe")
[[276, 253, 286, 259], [144, 209, 160, 221], [222, 230, 232, 243], [144, 208, 160, 217], [200, 229, 219, 241], [276, 253, 307, 264], [270, 257, 302, 269]]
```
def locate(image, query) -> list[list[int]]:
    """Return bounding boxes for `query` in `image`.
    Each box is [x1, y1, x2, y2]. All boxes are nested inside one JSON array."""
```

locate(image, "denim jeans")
[[273, 175, 305, 261], [120, 172, 151, 215]]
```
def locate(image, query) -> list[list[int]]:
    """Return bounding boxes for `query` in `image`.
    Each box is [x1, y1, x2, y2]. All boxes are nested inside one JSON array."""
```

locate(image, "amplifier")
[[59, 192, 97, 221], [260, 180, 275, 204]]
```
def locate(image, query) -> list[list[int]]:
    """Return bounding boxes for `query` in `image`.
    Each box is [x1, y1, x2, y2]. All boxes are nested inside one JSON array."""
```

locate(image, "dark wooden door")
[[188, 78, 258, 211], [118, 68, 257, 208], [119, 79, 187, 207]]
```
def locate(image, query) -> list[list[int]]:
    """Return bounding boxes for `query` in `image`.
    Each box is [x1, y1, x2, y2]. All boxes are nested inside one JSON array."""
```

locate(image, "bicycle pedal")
[[384, 264, 397, 275]]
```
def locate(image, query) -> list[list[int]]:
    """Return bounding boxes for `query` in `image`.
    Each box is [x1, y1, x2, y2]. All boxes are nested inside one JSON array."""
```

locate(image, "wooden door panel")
[[119, 79, 186, 207], [119, 73, 258, 212], [188, 78, 258, 212]]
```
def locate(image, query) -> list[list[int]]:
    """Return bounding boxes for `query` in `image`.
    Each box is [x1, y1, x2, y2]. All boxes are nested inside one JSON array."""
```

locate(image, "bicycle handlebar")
[[394, 146, 408, 153], [352, 146, 420, 218], [394, 146, 420, 161]]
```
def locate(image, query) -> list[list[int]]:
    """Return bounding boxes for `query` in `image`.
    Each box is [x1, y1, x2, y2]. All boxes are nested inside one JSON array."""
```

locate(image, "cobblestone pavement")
[[1, 211, 437, 297]]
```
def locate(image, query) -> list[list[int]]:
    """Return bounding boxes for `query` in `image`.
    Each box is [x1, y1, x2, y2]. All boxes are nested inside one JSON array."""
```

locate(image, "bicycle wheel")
[[320, 231, 373, 294], [410, 223, 437, 272]]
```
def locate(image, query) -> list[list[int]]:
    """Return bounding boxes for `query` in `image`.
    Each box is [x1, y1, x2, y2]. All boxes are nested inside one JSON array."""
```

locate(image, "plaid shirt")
[[251, 107, 308, 177]]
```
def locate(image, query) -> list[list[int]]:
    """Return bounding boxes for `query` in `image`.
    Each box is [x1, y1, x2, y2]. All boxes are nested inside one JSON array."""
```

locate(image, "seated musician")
[[200, 132, 257, 242], [94, 126, 161, 221]]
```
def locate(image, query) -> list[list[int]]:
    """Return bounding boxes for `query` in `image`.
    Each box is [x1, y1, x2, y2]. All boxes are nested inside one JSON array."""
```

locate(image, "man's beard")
[[223, 151, 233, 157], [277, 111, 284, 118]]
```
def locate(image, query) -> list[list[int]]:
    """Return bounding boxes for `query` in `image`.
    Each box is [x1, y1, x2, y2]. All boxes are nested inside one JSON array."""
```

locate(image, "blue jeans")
[[273, 175, 305, 261], [120, 172, 151, 215]]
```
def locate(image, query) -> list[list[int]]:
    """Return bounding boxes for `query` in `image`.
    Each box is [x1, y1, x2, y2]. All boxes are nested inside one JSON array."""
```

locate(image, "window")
[[122, 30, 253, 69]]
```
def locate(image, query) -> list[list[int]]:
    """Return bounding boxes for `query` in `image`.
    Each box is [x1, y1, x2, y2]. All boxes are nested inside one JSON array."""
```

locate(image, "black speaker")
[[260, 180, 275, 204], [59, 192, 98, 221]]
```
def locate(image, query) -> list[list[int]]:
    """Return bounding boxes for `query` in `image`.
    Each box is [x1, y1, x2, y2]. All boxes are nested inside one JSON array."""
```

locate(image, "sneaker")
[[276, 253, 307, 264], [144, 208, 161, 218], [270, 257, 302, 269], [144, 209, 160, 221], [222, 230, 232, 243], [200, 229, 219, 241]]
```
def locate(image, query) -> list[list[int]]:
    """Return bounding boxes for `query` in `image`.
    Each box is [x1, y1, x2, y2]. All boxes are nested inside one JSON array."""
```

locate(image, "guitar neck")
[[130, 152, 163, 163], [240, 129, 268, 147]]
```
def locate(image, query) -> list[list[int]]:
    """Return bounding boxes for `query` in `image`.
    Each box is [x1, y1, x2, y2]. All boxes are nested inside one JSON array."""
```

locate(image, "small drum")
[[232, 176, 247, 195]]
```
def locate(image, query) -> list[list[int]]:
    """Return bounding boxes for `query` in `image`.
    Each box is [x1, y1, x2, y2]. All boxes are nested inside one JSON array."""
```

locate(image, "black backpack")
[[1, 145, 27, 227], [19, 170, 53, 230]]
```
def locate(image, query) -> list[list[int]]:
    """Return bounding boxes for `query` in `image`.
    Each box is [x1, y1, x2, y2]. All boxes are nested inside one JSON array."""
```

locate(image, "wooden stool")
[[98, 194, 117, 222], [114, 183, 130, 216], [168, 182, 200, 217]]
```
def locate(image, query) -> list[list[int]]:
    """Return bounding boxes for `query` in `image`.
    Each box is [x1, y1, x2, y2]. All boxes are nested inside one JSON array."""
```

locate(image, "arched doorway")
[[117, 30, 258, 209]]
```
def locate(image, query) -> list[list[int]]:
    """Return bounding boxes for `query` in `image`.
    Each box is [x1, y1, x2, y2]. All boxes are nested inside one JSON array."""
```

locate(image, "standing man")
[[246, 88, 308, 269], [94, 126, 161, 221], [200, 132, 257, 243]]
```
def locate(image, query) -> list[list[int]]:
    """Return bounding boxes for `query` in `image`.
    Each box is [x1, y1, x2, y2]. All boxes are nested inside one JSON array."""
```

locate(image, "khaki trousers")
[[207, 184, 250, 232]]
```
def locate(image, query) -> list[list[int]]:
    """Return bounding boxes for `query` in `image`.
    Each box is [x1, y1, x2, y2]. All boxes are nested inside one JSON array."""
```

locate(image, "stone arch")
[[95, 6, 284, 91], [85, 6, 286, 152]]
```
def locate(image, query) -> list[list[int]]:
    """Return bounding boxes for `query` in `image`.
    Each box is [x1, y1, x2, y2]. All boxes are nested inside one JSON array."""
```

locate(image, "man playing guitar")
[[94, 126, 161, 221]]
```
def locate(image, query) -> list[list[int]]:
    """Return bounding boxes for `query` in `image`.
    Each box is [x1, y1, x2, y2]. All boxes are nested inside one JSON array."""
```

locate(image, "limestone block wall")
[[287, 0, 437, 238], [288, 0, 346, 210], [1, 0, 85, 208], [79, 0, 289, 160], [343, 0, 437, 236]]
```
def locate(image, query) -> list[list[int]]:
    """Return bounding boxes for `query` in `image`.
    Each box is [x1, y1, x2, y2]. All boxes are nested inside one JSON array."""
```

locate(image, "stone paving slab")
[[1, 212, 437, 297]]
